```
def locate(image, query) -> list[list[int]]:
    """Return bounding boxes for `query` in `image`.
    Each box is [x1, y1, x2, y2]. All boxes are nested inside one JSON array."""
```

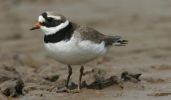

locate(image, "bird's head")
[[30, 12, 69, 35]]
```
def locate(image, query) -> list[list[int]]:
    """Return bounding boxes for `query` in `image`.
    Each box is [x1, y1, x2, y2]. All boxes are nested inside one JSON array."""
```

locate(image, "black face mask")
[[41, 18, 63, 28]]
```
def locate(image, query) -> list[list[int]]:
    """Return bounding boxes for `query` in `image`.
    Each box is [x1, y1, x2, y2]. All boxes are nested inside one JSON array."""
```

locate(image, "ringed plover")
[[30, 12, 128, 92]]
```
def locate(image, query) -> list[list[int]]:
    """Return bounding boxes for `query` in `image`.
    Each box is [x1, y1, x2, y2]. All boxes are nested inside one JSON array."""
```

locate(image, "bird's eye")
[[47, 18, 53, 22]]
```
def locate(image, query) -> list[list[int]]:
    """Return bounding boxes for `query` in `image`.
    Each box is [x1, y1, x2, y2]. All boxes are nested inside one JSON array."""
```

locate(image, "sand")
[[0, 0, 171, 100]]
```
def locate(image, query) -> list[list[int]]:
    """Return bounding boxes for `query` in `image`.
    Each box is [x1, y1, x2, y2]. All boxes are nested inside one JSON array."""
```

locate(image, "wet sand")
[[0, 0, 171, 100]]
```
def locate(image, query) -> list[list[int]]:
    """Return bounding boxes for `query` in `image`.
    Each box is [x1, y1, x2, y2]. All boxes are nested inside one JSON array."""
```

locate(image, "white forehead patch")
[[38, 15, 45, 22], [48, 15, 61, 20]]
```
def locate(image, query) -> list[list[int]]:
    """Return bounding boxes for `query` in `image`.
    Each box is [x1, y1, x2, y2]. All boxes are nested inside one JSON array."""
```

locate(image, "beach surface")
[[0, 0, 171, 100]]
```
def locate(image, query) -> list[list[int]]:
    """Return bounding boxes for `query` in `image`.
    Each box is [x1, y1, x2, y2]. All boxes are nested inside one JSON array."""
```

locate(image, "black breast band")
[[44, 22, 74, 43]]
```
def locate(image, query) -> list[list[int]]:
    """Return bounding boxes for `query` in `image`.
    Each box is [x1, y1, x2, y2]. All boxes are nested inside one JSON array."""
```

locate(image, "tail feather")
[[104, 36, 128, 46], [114, 39, 128, 46]]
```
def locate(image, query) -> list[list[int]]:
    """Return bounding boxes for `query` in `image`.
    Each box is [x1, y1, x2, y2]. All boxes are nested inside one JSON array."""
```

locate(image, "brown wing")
[[76, 25, 127, 46], [77, 25, 106, 43]]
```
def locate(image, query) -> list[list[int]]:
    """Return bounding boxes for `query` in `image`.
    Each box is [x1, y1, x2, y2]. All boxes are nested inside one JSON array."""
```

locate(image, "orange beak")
[[30, 21, 41, 30]]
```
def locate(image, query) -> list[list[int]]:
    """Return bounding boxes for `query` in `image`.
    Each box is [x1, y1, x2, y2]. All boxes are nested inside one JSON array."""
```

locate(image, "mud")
[[0, 0, 171, 100]]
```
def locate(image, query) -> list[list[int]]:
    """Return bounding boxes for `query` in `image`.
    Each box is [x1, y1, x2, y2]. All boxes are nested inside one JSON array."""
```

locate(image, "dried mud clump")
[[85, 70, 142, 89], [83, 68, 119, 89], [85, 75, 119, 89], [0, 79, 24, 97], [121, 71, 142, 83], [0, 65, 24, 97], [55, 69, 142, 92]]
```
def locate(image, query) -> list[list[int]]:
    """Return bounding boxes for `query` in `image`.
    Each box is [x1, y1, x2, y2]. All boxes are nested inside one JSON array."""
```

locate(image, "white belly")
[[44, 37, 107, 65]]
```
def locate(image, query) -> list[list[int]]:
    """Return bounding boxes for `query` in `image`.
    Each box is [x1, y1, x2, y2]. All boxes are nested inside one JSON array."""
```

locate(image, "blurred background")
[[0, 0, 171, 99], [1, 0, 171, 67]]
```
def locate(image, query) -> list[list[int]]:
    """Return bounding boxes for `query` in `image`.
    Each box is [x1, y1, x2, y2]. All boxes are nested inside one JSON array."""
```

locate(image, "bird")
[[30, 11, 127, 93]]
